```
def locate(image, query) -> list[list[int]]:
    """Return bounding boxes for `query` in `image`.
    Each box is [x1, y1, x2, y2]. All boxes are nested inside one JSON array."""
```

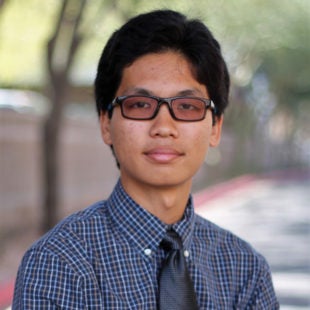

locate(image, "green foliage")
[[1, 0, 309, 88], [0, 0, 60, 86]]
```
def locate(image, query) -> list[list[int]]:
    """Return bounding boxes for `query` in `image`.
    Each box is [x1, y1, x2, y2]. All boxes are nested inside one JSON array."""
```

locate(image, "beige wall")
[[0, 109, 119, 232]]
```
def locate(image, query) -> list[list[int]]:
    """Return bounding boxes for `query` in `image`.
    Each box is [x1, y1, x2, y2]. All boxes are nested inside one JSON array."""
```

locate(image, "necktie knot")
[[160, 230, 183, 251]]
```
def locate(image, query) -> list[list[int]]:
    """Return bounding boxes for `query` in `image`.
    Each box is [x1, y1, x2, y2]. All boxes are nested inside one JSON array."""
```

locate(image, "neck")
[[121, 179, 192, 224]]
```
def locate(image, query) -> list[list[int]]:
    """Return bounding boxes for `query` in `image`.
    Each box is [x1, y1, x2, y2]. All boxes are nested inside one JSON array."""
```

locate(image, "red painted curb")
[[194, 175, 257, 207], [0, 280, 14, 309], [193, 168, 310, 208]]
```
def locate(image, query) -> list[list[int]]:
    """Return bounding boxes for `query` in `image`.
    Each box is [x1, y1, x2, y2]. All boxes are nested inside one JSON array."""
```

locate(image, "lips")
[[144, 147, 184, 163]]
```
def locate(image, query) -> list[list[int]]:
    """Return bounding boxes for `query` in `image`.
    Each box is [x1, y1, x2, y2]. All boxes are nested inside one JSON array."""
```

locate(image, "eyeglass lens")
[[121, 96, 207, 121]]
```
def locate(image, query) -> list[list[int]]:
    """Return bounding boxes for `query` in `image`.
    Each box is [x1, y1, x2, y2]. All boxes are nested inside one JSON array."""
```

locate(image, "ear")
[[100, 111, 113, 146], [209, 115, 223, 147]]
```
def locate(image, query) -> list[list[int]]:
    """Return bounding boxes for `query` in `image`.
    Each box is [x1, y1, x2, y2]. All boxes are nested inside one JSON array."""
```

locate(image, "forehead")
[[116, 51, 208, 98]]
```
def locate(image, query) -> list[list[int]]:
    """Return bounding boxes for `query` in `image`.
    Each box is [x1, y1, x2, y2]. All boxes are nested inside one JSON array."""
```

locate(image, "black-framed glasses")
[[107, 95, 216, 121]]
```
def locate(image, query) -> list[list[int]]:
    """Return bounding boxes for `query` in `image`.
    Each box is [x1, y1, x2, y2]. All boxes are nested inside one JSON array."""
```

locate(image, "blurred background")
[[0, 0, 309, 309]]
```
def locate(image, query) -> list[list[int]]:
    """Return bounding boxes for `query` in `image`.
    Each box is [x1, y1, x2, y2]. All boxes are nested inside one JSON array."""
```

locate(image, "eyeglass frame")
[[107, 95, 216, 122]]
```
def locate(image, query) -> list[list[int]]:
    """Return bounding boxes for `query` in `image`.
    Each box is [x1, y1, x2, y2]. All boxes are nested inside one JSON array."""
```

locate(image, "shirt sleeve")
[[246, 264, 279, 309], [12, 248, 85, 309], [238, 254, 280, 310]]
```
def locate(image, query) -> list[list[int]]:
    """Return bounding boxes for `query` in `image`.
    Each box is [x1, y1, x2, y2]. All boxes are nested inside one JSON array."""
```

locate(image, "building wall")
[[0, 109, 119, 233]]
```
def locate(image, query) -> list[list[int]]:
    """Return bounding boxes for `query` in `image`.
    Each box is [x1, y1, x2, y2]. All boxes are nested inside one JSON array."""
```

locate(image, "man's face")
[[100, 51, 222, 192]]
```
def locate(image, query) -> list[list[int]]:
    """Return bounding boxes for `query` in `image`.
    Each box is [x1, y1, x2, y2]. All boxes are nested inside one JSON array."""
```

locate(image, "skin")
[[100, 51, 223, 224]]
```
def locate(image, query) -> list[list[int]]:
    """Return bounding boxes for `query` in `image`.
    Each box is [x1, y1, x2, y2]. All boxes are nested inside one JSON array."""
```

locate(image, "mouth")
[[144, 147, 184, 164]]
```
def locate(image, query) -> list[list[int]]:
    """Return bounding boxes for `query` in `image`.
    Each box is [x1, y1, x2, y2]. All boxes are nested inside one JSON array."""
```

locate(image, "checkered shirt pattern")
[[13, 180, 279, 309]]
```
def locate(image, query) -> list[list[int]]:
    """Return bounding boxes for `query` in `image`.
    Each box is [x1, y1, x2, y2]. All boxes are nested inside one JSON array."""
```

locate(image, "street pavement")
[[195, 172, 310, 309]]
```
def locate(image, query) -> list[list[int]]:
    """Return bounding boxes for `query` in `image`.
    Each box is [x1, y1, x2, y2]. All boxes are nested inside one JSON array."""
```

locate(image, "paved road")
[[195, 172, 310, 309]]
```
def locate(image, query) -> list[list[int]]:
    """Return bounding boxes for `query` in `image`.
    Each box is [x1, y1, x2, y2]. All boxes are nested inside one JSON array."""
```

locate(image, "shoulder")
[[14, 201, 110, 308], [40, 200, 109, 240], [194, 213, 255, 250], [22, 200, 111, 272], [193, 214, 279, 308], [193, 213, 269, 268]]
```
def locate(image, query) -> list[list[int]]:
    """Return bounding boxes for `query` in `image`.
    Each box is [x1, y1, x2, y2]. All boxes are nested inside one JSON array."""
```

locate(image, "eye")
[[131, 101, 151, 109], [176, 101, 202, 111], [178, 103, 197, 110], [124, 97, 153, 110]]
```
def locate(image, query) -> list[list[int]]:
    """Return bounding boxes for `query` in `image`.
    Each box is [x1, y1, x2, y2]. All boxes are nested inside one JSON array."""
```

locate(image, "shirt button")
[[184, 250, 190, 257], [144, 248, 152, 256]]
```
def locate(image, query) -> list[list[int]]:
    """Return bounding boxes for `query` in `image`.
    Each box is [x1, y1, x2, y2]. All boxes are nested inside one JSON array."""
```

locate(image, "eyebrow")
[[125, 88, 151, 96], [122, 87, 206, 97], [177, 89, 206, 97]]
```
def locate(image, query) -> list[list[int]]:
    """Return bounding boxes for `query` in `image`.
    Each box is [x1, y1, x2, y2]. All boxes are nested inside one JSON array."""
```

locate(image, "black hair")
[[94, 9, 230, 117]]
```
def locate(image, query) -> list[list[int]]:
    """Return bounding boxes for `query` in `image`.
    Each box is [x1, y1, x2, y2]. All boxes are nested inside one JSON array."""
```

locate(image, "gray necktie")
[[158, 229, 199, 310]]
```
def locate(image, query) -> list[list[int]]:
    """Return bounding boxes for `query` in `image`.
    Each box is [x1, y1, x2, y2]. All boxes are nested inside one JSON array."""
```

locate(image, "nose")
[[149, 104, 179, 138]]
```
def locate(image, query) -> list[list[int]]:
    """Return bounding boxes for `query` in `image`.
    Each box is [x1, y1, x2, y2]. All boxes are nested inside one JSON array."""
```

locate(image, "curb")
[[0, 281, 14, 310], [193, 168, 310, 208], [193, 174, 257, 207]]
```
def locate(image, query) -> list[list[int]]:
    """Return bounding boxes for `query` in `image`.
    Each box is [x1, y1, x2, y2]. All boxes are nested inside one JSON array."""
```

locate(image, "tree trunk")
[[42, 76, 67, 231], [41, 0, 86, 232]]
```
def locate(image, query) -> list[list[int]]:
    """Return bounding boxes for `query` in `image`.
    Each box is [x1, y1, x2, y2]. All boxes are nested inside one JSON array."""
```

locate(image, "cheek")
[[188, 126, 212, 157], [195, 133, 210, 154], [110, 122, 145, 157]]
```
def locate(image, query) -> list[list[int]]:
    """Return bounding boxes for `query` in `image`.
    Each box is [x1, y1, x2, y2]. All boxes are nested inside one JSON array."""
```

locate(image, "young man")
[[13, 10, 279, 309]]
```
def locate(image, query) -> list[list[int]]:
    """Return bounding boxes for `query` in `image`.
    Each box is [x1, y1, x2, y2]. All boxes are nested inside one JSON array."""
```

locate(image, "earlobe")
[[100, 112, 113, 145], [209, 115, 223, 147]]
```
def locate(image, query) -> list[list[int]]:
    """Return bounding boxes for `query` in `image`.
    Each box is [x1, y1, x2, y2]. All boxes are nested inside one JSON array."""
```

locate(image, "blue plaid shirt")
[[13, 180, 279, 309]]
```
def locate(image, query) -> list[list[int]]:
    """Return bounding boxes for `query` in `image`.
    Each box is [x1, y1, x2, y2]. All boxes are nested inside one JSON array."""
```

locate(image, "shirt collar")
[[107, 180, 196, 254]]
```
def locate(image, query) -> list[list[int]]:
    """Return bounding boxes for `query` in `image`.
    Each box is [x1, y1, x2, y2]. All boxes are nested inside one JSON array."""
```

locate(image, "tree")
[[42, 0, 86, 231]]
